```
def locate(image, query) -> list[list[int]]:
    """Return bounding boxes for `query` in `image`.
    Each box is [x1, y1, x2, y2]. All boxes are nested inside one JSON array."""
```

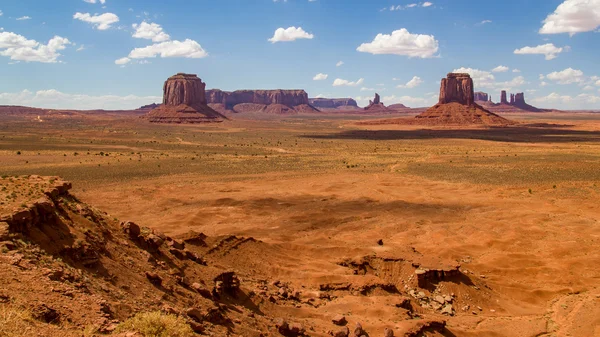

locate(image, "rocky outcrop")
[[364, 93, 391, 112], [308, 98, 359, 110], [438, 73, 474, 105], [416, 73, 513, 125], [500, 90, 508, 104], [474, 92, 489, 102], [510, 94, 515, 105], [146, 73, 224, 123]]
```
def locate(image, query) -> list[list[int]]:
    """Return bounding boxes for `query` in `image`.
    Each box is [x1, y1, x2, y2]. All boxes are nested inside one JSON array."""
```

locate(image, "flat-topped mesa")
[[206, 89, 309, 109], [163, 73, 207, 106], [308, 98, 359, 109], [474, 92, 489, 102], [438, 73, 474, 105]]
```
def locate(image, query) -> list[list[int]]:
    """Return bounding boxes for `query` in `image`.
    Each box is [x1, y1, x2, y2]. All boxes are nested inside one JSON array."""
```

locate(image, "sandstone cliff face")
[[514, 93, 525, 105], [206, 89, 309, 109], [308, 98, 359, 109], [163, 73, 207, 106], [474, 92, 489, 102], [147, 73, 224, 123], [438, 73, 474, 105]]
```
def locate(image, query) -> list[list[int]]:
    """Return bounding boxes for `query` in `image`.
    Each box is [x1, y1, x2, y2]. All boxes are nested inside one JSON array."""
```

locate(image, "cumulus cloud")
[[336, 61, 344, 67], [453, 67, 495, 88], [0, 32, 70, 63], [16, 16, 31, 21], [268, 26, 314, 43], [129, 39, 207, 59], [422, 2, 433, 7], [73, 12, 119, 30], [530, 92, 600, 109], [313, 73, 328, 81], [0, 89, 161, 110], [333, 78, 364, 87], [540, 0, 600, 35], [492, 65, 509, 73], [397, 76, 423, 88], [83, 0, 107, 3], [115, 57, 131, 65], [356, 28, 439, 58], [546, 68, 584, 84], [132, 22, 170, 42], [513, 69, 521, 73], [514, 43, 564, 60]]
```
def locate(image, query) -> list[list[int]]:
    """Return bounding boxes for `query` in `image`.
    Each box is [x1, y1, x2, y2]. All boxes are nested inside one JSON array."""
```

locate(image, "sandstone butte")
[[415, 73, 514, 126], [364, 93, 392, 112], [146, 73, 225, 123], [206, 89, 319, 114], [475, 90, 545, 113]]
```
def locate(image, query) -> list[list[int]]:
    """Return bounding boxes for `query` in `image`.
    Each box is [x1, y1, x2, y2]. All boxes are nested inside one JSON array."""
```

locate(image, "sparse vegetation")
[[114, 311, 194, 337]]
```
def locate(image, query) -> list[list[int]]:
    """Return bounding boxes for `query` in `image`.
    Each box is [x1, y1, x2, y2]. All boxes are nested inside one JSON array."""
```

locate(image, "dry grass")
[[114, 311, 194, 337], [0, 304, 34, 337]]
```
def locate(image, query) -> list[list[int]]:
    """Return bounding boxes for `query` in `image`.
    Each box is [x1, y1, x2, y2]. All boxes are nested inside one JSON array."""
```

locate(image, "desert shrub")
[[0, 304, 34, 337], [113, 311, 193, 337]]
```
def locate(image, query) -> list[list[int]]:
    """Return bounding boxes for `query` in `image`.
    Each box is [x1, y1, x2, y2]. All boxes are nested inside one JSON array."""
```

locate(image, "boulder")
[[332, 314, 347, 326]]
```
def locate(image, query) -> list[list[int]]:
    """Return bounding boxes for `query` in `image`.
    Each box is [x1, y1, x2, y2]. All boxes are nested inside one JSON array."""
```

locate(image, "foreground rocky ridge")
[[0, 176, 468, 336]]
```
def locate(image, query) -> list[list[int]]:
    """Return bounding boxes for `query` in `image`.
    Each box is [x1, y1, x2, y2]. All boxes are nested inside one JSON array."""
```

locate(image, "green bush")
[[114, 311, 193, 337]]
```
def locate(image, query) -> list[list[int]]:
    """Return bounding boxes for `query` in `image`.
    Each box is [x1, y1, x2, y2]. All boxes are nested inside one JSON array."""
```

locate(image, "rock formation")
[[438, 73, 475, 105], [474, 92, 489, 102], [146, 73, 225, 123], [415, 73, 513, 125], [364, 93, 391, 112], [309, 98, 359, 110], [500, 90, 508, 104], [489, 91, 544, 112], [206, 89, 318, 114]]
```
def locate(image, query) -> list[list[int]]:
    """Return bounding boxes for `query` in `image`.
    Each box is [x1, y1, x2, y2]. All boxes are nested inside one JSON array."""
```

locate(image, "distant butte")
[[146, 73, 225, 123], [364, 93, 392, 112], [415, 73, 513, 125], [475, 90, 547, 113]]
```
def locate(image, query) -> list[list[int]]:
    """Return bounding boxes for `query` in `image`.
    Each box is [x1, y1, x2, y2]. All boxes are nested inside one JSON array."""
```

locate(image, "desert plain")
[[1, 108, 600, 336]]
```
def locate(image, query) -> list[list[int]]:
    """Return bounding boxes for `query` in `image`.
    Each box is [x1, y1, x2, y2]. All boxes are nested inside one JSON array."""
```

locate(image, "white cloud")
[[0, 32, 70, 63], [313, 73, 328, 81], [546, 68, 584, 84], [336, 61, 344, 67], [492, 65, 509, 73], [73, 12, 119, 30], [382, 94, 437, 107], [540, 0, 600, 35], [360, 87, 375, 91], [584, 85, 594, 91], [0, 10, 3, 16], [513, 69, 521, 73], [397, 76, 424, 88], [115, 57, 131, 65], [530, 92, 600, 109], [76, 45, 85, 52], [132, 22, 170, 42], [16, 16, 31, 21], [453, 67, 495, 88], [333, 78, 364, 87], [422, 2, 433, 7], [514, 43, 564, 60], [268, 26, 314, 43], [596, 79, 600, 86], [495, 76, 527, 91], [477, 20, 492, 25], [83, 0, 107, 3], [0, 89, 161, 110], [126, 39, 208, 59], [357, 28, 439, 58]]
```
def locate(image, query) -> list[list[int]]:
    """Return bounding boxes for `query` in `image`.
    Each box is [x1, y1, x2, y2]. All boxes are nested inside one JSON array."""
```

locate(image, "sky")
[[0, 0, 599, 110]]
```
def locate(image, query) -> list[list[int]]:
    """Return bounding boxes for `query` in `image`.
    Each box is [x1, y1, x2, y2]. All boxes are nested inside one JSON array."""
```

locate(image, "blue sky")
[[0, 0, 599, 110]]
